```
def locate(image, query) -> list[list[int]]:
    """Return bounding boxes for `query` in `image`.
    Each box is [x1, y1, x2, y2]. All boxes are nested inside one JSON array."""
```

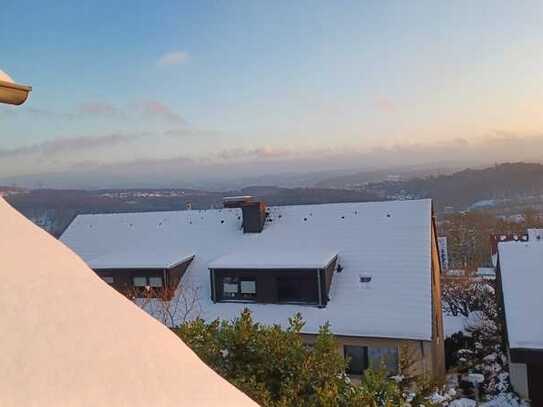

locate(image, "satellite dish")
[[0, 69, 31, 105]]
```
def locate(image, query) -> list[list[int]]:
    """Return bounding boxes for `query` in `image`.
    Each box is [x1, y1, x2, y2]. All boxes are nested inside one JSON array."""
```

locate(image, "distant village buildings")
[[61, 197, 446, 379]]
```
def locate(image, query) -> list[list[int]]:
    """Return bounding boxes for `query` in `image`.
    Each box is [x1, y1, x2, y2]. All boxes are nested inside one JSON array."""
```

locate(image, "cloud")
[[216, 146, 293, 161], [0, 106, 71, 119], [139, 100, 185, 124], [0, 133, 135, 159], [157, 51, 190, 67], [374, 97, 397, 113], [2, 99, 185, 125], [77, 102, 125, 118], [163, 128, 217, 138]]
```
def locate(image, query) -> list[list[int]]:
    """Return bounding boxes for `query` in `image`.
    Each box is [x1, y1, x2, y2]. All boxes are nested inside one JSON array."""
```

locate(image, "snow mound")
[[0, 199, 256, 406]]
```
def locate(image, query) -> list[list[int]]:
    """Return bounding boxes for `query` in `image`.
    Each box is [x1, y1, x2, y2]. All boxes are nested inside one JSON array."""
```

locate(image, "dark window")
[[219, 276, 256, 301], [344, 346, 399, 376], [344, 346, 368, 375], [277, 275, 318, 304], [368, 347, 398, 374], [213, 269, 320, 305], [101, 276, 114, 285]]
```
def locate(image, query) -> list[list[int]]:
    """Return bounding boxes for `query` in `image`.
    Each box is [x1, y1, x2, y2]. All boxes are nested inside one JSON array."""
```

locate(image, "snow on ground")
[[0, 198, 256, 406], [444, 311, 483, 337]]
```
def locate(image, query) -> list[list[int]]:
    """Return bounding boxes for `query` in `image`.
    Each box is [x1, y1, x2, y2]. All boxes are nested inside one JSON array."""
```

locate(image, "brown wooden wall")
[[430, 213, 446, 379], [94, 258, 192, 300]]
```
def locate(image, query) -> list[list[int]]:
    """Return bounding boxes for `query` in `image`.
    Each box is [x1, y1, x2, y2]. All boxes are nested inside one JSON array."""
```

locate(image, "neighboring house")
[[60, 198, 445, 379], [496, 233, 543, 404], [490, 232, 529, 267]]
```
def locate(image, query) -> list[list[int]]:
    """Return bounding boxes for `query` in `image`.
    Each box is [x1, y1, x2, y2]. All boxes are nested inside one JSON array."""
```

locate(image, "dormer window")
[[209, 250, 338, 307]]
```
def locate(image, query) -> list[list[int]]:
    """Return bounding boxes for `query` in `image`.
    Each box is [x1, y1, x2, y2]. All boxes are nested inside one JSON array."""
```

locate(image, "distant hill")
[[315, 166, 458, 189], [363, 162, 543, 211], [6, 162, 543, 236], [4, 186, 380, 236]]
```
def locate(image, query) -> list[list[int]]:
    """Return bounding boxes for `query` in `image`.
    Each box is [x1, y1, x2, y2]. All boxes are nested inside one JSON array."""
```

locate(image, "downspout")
[[317, 269, 323, 307], [210, 269, 216, 303]]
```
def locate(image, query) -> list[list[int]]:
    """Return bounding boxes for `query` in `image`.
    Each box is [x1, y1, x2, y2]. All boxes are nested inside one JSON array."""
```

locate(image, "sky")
[[1, 1, 543, 188]]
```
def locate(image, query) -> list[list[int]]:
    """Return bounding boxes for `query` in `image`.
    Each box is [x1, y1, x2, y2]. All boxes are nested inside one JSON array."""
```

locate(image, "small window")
[[240, 280, 256, 294], [102, 276, 114, 284], [223, 277, 239, 298], [133, 277, 147, 287], [239, 279, 256, 300], [149, 276, 163, 288], [344, 346, 368, 375]]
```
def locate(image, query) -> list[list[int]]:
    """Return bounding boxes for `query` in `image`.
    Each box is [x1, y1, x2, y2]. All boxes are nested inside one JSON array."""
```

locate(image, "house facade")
[[496, 232, 543, 404], [60, 197, 445, 379]]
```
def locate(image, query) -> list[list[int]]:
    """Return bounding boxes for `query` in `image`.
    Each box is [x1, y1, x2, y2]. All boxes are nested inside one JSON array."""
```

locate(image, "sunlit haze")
[[1, 1, 543, 188]]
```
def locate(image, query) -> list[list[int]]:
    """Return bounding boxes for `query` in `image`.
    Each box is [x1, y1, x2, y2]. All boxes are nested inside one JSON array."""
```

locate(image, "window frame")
[[344, 345, 368, 376], [344, 345, 399, 376], [219, 275, 257, 302], [132, 275, 165, 289]]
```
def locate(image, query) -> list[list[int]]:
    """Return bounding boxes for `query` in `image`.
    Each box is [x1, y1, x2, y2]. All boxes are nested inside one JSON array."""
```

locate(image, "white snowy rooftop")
[[498, 241, 543, 350], [0, 199, 256, 406], [89, 249, 194, 269], [61, 199, 434, 341], [209, 250, 338, 270]]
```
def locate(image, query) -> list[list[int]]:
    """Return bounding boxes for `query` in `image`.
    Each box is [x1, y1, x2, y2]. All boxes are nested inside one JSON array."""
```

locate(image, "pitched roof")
[[61, 199, 434, 341], [498, 241, 543, 350], [89, 250, 194, 269], [0, 199, 256, 406]]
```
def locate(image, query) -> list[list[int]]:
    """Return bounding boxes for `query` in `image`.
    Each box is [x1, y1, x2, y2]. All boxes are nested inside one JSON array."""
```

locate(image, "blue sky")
[[1, 1, 543, 187]]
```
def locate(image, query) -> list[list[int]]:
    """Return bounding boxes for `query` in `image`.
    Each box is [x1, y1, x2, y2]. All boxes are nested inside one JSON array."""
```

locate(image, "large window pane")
[[344, 346, 368, 375], [368, 347, 399, 374], [277, 274, 318, 304]]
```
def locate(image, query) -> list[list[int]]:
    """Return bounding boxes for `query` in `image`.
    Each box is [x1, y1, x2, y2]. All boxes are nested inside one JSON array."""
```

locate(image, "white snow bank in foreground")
[[0, 199, 256, 406]]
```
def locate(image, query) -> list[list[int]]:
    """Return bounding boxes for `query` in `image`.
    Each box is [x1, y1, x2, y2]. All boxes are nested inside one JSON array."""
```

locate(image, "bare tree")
[[123, 278, 201, 327], [441, 275, 493, 318]]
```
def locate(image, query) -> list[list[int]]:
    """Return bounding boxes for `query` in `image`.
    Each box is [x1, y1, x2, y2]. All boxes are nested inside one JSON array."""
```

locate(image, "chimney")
[[223, 196, 267, 233]]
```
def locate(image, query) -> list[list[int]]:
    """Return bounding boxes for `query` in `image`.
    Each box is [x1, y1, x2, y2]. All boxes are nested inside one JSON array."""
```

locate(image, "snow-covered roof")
[[89, 249, 194, 269], [0, 199, 256, 406], [498, 241, 543, 350], [209, 250, 338, 270], [61, 199, 434, 341]]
